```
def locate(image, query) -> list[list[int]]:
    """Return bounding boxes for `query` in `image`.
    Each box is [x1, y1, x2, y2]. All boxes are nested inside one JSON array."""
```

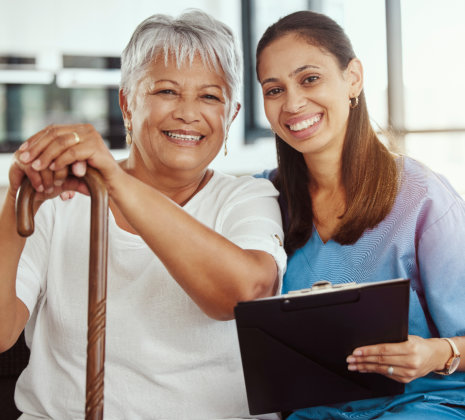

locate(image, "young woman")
[[256, 10, 465, 419]]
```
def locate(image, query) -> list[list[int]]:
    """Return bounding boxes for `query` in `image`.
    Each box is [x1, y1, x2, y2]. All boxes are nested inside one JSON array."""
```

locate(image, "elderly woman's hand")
[[17, 124, 121, 195], [346, 335, 452, 383], [8, 144, 69, 209]]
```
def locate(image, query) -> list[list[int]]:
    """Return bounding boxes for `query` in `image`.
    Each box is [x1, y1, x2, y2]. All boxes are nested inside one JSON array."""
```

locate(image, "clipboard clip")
[[281, 281, 361, 311], [311, 280, 332, 290], [288, 280, 357, 296]]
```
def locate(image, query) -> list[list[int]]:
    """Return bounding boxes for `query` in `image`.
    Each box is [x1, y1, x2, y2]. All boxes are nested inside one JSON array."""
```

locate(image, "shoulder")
[[400, 157, 458, 194], [396, 156, 465, 231], [194, 171, 282, 232], [399, 156, 463, 205], [208, 170, 279, 202]]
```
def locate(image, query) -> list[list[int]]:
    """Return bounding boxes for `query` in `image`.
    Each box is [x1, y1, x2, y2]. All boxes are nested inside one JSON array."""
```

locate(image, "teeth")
[[289, 114, 321, 131], [165, 131, 202, 141]]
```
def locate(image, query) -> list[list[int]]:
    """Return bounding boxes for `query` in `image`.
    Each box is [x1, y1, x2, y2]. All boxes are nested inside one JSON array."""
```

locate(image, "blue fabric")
[[289, 398, 465, 419], [257, 157, 465, 418]]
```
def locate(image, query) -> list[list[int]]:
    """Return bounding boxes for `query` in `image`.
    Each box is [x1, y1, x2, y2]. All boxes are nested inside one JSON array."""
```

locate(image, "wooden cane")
[[16, 167, 109, 420]]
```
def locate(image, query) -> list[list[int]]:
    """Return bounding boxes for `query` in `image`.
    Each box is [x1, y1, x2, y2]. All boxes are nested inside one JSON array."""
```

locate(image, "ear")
[[225, 102, 241, 132], [119, 89, 132, 124], [346, 58, 363, 98], [231, 102, 241, 123]]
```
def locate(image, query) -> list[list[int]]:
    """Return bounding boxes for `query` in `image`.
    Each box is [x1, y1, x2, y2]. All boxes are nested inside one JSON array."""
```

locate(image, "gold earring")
[[125, 122, 132, 145], [224, 133, 228, 156], [349, 96, 359, 109]]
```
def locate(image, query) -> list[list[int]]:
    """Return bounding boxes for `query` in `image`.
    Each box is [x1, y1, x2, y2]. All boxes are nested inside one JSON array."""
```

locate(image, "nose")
[[283, 88, 307, 113], [172, 98, 200, 123]]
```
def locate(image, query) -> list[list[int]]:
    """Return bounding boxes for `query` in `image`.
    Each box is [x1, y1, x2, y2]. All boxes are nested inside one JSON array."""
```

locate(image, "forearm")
[[0, 191, 28, 350], [108, 171, 278, 320]]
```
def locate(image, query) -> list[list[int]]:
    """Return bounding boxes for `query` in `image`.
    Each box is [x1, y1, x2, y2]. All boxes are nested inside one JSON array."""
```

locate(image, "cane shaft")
[[16, 168, 109, 420]]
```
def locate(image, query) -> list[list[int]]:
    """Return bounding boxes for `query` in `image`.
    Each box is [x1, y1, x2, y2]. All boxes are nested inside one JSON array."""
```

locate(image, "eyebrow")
[[201, 84, 224, 90], [152, 80, 223, 91], [260, 64, 320, 86], [153, 79, 178, 85]]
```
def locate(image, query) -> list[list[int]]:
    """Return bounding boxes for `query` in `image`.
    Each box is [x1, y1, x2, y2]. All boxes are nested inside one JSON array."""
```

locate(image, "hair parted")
[[120, 9, 242, 120], [256, 11, 398, 254]]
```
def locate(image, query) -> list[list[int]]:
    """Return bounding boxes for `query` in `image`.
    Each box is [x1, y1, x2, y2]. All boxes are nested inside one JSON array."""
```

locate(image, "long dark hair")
[[256, 11, 398, 255]]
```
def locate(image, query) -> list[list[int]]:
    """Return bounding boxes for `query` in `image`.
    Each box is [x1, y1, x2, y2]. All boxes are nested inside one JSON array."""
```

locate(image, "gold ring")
[[72, 131, 80, 144], [387, 366, 394, 376]]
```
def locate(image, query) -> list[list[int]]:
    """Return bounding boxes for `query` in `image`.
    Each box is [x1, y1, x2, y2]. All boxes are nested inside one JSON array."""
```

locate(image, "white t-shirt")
[[15, 171, 286, 420]]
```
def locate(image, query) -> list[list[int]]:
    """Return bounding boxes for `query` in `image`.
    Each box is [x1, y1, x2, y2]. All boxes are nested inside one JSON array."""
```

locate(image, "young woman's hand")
[[346, 335, 452, 383]]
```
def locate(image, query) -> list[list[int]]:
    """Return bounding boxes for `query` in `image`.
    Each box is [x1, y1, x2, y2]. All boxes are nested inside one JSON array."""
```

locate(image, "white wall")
[[0, 0, 238, 57], [0, 0, 278, 186]]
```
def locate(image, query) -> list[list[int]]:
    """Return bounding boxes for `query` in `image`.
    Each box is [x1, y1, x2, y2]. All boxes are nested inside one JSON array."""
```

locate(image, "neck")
[[303, 150, 346, 243], [121, 149, 211, 206], [304, 150, 342, 193]]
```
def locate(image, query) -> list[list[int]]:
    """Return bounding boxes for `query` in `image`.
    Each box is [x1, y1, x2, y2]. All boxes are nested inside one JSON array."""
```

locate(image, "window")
[[241, 0, 312, 143], [401, 0, 465, 193], [242, 0, 465, 193]]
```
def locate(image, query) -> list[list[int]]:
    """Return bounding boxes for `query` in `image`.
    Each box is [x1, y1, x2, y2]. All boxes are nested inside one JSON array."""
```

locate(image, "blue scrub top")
[[258, 156, 465, 418]]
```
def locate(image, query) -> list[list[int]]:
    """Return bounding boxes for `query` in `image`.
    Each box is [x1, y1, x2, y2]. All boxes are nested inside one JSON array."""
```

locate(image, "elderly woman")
[[0, 10, 285, 419]]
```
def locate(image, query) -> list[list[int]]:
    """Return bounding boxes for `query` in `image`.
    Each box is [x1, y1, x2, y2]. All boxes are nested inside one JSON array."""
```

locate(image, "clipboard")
[[234, 278, 410, 415]]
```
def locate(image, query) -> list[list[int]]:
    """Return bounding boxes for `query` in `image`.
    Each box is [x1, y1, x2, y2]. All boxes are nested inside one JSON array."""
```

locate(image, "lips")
[[286, 114, 322, 132], [163, 130, 205, 143]]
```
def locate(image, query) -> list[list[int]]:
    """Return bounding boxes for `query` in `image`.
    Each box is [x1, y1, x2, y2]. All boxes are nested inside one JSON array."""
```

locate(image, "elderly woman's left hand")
[[346, 335, 450, 383]]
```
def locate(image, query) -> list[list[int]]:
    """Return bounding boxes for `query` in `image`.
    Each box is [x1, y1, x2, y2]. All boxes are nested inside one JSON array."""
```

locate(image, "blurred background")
[[1, 0, 464, 199]]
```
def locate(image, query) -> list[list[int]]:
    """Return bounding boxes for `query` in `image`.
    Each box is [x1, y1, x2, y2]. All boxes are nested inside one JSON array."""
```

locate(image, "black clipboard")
[[234, 278, 410, 415]]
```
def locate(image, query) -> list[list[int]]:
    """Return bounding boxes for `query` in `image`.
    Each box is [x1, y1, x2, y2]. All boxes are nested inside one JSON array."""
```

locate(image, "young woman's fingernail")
[[346, 356, 356, 363], [37, 184, 44, 193], [19, 142, 29, 151], [19, 152, 30, 162], [54, 179, 64, 186], [348, 364, 357, 371], [50, 162, 56, 170], [353, 350, 363, 356], [32, 160, 41, 170], [45, 187, 54, 194]]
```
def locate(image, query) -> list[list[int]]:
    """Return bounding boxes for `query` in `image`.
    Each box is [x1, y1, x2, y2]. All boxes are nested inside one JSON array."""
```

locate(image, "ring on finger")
[[387, 366, 394, 376], [72, 131, 80, 144]]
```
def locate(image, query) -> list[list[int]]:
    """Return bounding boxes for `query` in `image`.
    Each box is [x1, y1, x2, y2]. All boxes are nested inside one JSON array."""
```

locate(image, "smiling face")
[[122, 53, 236, 180], [257, 33, 362, 159]]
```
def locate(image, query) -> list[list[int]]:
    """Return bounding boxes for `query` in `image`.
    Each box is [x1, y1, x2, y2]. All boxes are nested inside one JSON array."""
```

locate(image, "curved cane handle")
[[16, 176, 36, 237], [16, 168, 109, 420]]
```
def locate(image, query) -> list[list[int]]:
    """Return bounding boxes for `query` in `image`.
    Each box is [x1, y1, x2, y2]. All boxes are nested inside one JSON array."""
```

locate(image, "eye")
[[303, 75, 319, 84], [202, 94, 221, 101], [264, 87, 283, 97], [156, 89, 177, 95]]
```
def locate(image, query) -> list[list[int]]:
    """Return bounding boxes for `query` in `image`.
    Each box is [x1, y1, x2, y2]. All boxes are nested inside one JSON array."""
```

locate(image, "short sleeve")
[[417, 192, 465, 337], [219, 177, 287, 292], [16, 200, 54, 317]]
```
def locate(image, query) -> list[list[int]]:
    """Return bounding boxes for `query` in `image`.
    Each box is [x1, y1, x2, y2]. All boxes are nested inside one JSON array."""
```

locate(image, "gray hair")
[[120, 9, 243, 120]]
